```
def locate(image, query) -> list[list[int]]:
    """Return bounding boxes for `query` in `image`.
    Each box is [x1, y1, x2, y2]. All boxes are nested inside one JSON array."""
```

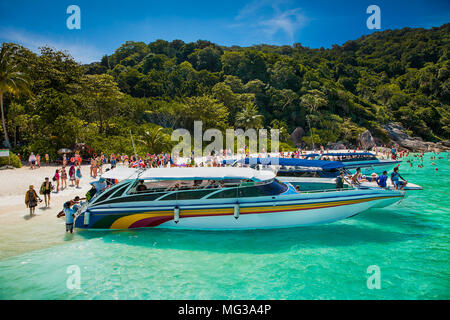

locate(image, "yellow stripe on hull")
[[108, 196, 399, 229]]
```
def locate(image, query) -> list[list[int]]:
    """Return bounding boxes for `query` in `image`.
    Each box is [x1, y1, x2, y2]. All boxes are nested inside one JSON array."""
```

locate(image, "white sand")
[[0, 164, 101, 260]]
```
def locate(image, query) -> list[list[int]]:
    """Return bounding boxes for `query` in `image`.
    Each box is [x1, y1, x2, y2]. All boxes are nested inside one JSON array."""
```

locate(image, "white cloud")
[[259, 8, 307, 39], [0, 28, 102, 64], [232, 0, 308, 41]]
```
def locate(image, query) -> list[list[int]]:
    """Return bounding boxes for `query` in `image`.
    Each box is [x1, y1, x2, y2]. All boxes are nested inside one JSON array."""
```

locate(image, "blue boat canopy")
[[319, 152, 376, 157], [222, 158, 345, 170]]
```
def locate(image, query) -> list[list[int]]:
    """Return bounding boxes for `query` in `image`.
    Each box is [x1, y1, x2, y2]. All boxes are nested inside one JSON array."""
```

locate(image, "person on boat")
[[295, 185, 301, 193], [170, 183, 180, 191], [376, 171, 388, 189], [92, 178, 107, 194], [391, 167, 407, 190], [335, 171, 351, 190], [351, 167, 363, 185], [63, 201, 76, 233], [370, 173, 378, 182], [136, 180, 147, 192], [40, 177, 53, 207], [72, 196, 86, 212], [85, 185, 97, 202], [25, 185, 41, 216]]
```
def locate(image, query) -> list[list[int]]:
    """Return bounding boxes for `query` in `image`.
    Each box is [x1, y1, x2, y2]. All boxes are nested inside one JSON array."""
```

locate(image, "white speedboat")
[[74, 167, 404, 230]]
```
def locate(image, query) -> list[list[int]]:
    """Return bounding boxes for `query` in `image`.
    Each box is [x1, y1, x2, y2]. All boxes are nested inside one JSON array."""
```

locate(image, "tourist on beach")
[[92, 157, 98, 178], [376, 171, 388, 189], [60, 166, 68, 190], [40, 177, 53, 207], [53, 169, 60, 193], [391, 167, 407, 190], [45, 153, 49, 165], [29, 152, 36, 169], [90, 157, 95, 177], [75, 165, 82, 188], [36, 154, 41, 168], [25, 185, 41, 216], [69, 164, 76, 187]]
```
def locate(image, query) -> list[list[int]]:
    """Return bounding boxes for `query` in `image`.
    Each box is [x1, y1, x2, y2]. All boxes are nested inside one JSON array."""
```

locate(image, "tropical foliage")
[[1, 24, 449, 159]]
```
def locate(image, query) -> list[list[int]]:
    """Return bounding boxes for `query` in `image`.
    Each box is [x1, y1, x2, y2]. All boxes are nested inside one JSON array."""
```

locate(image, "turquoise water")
[[0, 153, 449, 299]]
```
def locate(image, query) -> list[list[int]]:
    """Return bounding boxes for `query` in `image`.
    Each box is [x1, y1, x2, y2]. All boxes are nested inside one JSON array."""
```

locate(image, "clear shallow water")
[[0, 153, 449, 299]]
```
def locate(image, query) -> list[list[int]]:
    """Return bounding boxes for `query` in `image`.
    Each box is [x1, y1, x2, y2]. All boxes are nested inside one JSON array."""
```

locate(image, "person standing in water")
[[40, 177, 53, 207], [63, 201, 76, 233], [25, 185, 41, 216]]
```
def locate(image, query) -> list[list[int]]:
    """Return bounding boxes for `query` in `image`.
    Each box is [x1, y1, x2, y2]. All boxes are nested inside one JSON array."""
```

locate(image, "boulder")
[[290, 127, 305, 146], [383, 123, 430, 151], [357, 130, 376, 150], [326, 142, 346, 150]]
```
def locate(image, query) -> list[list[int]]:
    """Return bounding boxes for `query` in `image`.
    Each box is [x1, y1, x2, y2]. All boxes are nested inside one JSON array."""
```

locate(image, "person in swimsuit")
[[60, 166, 68, 190], [54, 169, 60, 193], [69, 164, 76, 186]]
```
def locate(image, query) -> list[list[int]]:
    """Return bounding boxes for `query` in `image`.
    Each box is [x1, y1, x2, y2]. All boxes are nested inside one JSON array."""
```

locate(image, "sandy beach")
[[0, 164, 99, 260]]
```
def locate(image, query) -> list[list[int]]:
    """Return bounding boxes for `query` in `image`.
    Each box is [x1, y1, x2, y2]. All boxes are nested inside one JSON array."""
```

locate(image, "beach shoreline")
[[0, 165, 96, 260]]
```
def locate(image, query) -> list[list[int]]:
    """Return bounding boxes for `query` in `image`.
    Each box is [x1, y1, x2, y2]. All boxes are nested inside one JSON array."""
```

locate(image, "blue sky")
[[0, 0, 449, 64]]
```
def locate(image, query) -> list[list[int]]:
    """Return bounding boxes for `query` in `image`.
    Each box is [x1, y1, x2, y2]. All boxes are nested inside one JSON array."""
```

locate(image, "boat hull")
[[75, 189, 403, 231]]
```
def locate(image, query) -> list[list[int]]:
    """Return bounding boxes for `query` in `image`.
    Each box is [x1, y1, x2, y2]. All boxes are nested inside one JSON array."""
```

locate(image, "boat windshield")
[[128, 178, 250, 194]]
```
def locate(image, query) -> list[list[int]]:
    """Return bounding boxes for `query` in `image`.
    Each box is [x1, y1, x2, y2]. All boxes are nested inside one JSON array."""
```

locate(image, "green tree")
[[235, 103, 263, 130], [0, 43, 30, 148]]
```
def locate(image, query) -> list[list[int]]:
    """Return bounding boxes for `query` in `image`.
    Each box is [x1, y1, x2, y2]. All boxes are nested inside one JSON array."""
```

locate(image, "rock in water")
[[357, 130, 376, 150]]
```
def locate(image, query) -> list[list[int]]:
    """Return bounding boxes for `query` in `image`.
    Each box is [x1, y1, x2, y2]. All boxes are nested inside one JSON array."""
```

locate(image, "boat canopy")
[[222, 158, 344, 170], [101, 166, 275, 182], [319, 152, 376, 157]]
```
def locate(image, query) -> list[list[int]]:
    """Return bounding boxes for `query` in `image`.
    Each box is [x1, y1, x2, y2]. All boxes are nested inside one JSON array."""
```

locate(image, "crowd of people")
[[22, 145, 446, 232]]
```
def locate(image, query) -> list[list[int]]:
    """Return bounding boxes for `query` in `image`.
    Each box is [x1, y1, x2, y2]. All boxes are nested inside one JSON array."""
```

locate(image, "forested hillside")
[[2, 23, 449, 158]]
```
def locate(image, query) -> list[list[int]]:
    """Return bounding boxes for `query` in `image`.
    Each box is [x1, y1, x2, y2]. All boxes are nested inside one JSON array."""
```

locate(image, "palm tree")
[[137, 124, 171, 154], [235, 103, 263, 130], [0, 44, 30, 148]]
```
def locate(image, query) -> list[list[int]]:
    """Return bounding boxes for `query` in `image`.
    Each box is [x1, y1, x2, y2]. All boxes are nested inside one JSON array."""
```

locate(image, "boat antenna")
[[130, 129, 138, 161]]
